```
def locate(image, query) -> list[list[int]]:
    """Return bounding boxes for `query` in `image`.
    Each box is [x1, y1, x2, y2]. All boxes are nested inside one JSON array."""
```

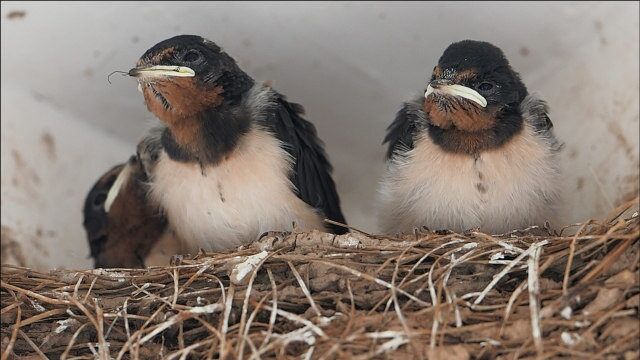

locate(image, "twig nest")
[[1, 198, 638, 359], [583, 288, 624, 315], [227, 250, 269, 285], [427, 345, 470, 360]]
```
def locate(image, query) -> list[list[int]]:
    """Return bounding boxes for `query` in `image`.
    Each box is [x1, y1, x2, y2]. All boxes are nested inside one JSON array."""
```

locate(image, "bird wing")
[[83, 156, 168, 268], [83, 163, 126, 261], [259, 92, 347, 234], [383, 99, 424, 160], [540, 114, 554, 131], [520, 96, 563, 152]]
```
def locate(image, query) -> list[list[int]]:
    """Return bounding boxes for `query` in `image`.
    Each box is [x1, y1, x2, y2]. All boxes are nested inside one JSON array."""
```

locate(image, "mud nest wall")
[[1, 198, 639, 359]]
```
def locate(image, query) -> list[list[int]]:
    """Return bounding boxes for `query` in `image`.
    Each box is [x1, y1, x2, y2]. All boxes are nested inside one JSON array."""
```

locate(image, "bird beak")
[[128, 65, 195, 79], [104, 163, 132, 212], [425, 82, 487, 108]]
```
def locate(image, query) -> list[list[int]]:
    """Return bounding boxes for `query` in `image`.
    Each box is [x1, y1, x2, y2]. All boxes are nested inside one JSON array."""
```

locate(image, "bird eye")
[[477, 82, 494, 92], [182, 50, 202, 63], [93, 192, 107, 208]]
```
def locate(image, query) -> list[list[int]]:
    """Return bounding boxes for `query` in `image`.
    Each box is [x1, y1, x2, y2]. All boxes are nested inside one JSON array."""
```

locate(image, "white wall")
[[1, 1, 638, 269], [1, 88, 131, 269]]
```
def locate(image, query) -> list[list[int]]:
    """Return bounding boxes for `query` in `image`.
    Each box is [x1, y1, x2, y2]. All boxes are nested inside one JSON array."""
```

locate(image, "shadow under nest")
[[1, 198, 639, 360]]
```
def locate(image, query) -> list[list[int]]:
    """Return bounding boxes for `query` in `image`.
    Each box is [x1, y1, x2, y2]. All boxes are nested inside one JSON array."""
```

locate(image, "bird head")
[[423, 40, 527, 132], [129, 35, 252, 123]]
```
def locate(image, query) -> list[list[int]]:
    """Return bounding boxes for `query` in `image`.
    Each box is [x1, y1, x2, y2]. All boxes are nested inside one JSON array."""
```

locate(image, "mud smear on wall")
[[607, 122, 637, 162], [10, 149, 41, 200], [41, 131, 57, 161], [1, 226, 27, 266], [5, 10, 26, 20], [1, 225, 52, 268]]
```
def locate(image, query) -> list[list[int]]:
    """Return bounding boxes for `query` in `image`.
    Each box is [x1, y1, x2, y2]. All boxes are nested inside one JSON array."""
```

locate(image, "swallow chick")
[[83, 155, 181, 268], [128, 35, 347, 252], [378, 40, 563, 234]]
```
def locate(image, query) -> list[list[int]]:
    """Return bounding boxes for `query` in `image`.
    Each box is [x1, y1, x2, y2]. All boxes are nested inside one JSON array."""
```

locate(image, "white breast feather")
[[377, 122, 561, 234], [149, 127, 325, 252]]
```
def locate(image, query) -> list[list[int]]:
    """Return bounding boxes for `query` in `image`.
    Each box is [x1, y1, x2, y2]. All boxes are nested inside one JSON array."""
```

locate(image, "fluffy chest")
[[149, 129, 323, 251], [379, 124, 560, 233]]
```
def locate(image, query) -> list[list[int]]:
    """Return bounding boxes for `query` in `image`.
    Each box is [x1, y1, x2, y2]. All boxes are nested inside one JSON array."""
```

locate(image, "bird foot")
[[170, 254, 184, 266], [258, 230, 291, 241], [434, 229, 453, 235]]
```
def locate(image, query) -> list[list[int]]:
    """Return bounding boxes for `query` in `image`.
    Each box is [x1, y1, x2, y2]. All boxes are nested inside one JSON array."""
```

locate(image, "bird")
[[127, 34, 347, 253], [377, 40, 563, 235], [82, 155, 181, 268]]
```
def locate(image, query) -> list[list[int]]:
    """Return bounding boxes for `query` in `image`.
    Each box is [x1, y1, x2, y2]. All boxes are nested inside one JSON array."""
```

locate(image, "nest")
[[2, 198, 639, 360]]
